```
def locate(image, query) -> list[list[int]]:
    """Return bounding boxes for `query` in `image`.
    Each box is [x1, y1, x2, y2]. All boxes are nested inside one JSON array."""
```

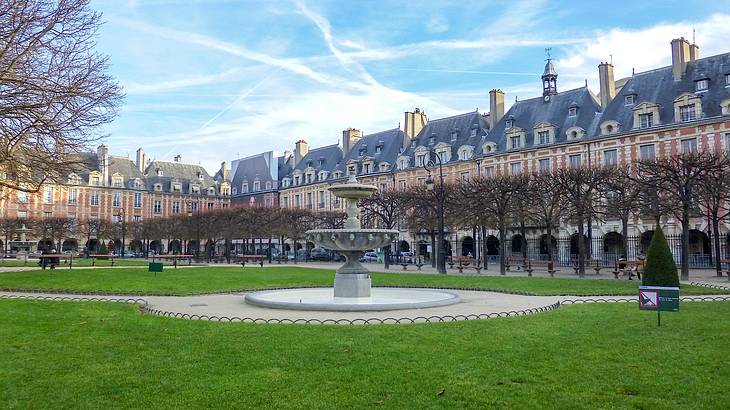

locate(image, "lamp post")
[[423, 151, 447, 274], [115, 208, 126, 258], [186, 199, 201, 259]]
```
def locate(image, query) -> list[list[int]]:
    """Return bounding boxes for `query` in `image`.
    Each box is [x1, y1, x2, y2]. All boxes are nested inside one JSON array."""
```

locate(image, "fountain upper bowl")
[[328, 183, 377, 200], [306, 229, 399, 252]]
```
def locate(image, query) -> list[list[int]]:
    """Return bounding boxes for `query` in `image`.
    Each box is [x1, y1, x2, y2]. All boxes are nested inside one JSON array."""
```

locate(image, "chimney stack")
[[403, 108, 428, 147], [342, 128, 362, 155], [96, 144, 109, 186], [174, 154, 182, 162], [294, 140, 309, 166], [598, 62, 616, 109], [689, 42, 699, 61], [219, 161, 228, 178], [488, 89, 505, 129], [135, 148, 146, 173], [671, 37, 691, 81]]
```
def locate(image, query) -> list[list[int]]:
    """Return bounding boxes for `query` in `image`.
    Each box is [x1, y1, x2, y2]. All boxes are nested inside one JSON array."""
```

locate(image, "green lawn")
[[1, 299, 728, 408], [0, 258, 151, 268], [0, 266, 725, 296]]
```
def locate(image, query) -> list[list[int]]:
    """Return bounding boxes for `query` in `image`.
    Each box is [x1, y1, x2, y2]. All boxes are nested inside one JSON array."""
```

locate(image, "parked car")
[[399, 251, 415, 263], [310, 248, 332, 261], [359, 252, 378, 263]]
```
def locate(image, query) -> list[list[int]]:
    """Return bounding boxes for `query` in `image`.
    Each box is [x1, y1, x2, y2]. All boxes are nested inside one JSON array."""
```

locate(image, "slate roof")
[[108, 156, 144, 186], [599, 51, 730, 134], [485, 86, 601, 151], [144, 160, 219, 194], [399, 111, 489, 165], [289, 143, 343, 175], [336, 128, 404, 174], [230, 151, 277, 193]]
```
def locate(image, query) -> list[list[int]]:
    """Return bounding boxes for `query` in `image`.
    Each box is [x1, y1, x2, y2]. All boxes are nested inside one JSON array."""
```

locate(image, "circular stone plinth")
[[244, 287, 460, 311]]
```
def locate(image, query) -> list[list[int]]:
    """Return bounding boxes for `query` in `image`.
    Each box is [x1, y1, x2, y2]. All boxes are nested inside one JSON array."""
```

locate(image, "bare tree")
[[554, 166, 612, 276], [0, 0, 123, 192], [697, 152, 730, 277], [638, 152, 718, 280], [605, 165, 641, 260], [0, 217, 22, 253], [526, 172, 565, 271], [360, 189, 408, 269]]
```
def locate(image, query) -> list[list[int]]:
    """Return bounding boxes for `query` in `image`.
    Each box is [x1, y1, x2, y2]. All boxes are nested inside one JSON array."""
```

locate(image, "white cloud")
[[123, 68, 241, 94], [426, 15, 449, 34]]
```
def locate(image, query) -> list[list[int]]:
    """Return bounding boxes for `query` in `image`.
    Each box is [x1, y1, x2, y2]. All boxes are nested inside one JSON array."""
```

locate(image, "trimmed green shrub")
[[97, 243, 108, 255], [642, 225, 679, 287]]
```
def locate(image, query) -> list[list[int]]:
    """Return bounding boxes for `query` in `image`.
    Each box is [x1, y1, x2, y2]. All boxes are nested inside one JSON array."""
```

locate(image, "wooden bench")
[[275, 255, 290, 264], [506, 256, 527, 271], [571, 259, 604, 275], [613, 259, 644, 280], [525, 259, 559, 277], [455, 257, 482, 274], [37, 253, 80, 269], [720, 259, 730, 279], [150, 254, 194, 268], [233, 255, 265, 267], [400, 261, 425, 271]]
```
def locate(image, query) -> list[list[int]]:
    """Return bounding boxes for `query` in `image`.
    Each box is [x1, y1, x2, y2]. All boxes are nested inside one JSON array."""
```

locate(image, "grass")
[[1, 298, 729, 408], [0, 266, 725, 296], [0, 258, 150, 268]]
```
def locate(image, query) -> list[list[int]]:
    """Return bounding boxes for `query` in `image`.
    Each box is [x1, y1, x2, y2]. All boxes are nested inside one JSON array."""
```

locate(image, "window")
[[112, 191, 121, 207], [568, 107, 577, 117], [133, 179, 142, 189], [358, 148, 366, 157], [695, 79, 708, 91], [506, 118, 514, 128], [537, 131, 550, 145], [172, 183, 182, 193], [90, 190, 99, 206], [460, 172, 469, 183], [603, 149, 618, 166], [639, 144, 655, 160], [639, 113, 653, 129], [242, 183, 249, 193], [91, 176, 100, 186], [153, 200, 162, 214], [191, 185, 200, 194], [17, 191, 28, 203], [282, 197, 289, 208], [510, 135, 521, 149], [133, 215, 142, 223], [188, 202, 198, 212], [112, 177, 122, 187], [43, 187, 53, 204], [569, 154, 581, 168], [44, 212, 52, 219], [318, 191, 325, 208], [375, 145, 382, 154], [470, 128, 477, 137], [450, 131, 458, 142], [362, 163, 370, 174], [295, 195, 301, 208], [538, 158, 550, 172], [399, 180, 406, 189], [510, 162, 522, 174], [68, 188, 78, 205], [134, 192, 142, 208], [154, 184, 162, 192], [725, 133, 730, 150], [348, 165, 356, 175], [265, 181, 271, 190], [172, 201, 180, 214], [428, 135, 435, 145], [681, 138, 697, 153], [416, 155, 426, 167], [69, 174, 79, 185], [207, 202, 214, 210], [484, 166, 495, 177], [253, 181, 260, 191], [17, 211, 27, 218], [624, 95, 635, 105], [726, 74, 730, 86], [679, 104, 697, 122], [306, 193, 312, 209]]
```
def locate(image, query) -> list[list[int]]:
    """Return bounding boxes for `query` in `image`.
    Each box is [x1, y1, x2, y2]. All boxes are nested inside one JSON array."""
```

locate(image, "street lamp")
[[115, 208, 126, 258], [423, 151, 447, 274], [186, 199, 201, 259]]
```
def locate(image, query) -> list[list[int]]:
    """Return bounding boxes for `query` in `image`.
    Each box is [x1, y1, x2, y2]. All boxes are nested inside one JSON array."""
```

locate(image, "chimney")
[[671, 37, 691, 81], [689, 42, 699, 61], [342, 128, 362, 155], [219, 161, 228, 178], [403, 108, 428, 148], [173, 154, 182, 162], [598, 62, 616, 109], [135, 148, 146, 173], [294, 139, 308, 166], [488, 89, 505, 129], [96, 144, 109, 186], [283, 150, 293, 167]]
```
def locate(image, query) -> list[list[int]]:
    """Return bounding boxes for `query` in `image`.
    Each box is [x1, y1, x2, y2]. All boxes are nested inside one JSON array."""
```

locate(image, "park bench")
[[400, 257, 425, 271], [275, 255, 289, 264], [506, 256, 527, 271], [150, 254, 194, 268], [720, 259, 730, 279], [233, 255, 265, 267], [613, 259, 644, 280], [37, 253, 80, 269], [455, 256, 482, 274], [571, 259, 604, 275], [525, 259, 559, 277]]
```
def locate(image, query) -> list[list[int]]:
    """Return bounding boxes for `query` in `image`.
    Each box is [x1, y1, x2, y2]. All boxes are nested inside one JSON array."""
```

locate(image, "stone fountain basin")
[[306, 229, 399, 252], [328, 184, 377, 199]]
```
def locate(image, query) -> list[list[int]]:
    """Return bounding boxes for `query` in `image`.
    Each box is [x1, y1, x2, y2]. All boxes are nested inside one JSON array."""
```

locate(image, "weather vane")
[[545, 47, 552, 61]]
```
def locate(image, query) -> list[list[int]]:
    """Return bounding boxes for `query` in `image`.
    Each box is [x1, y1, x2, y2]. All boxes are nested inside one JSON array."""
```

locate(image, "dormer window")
[[450, 129, 458, 142], [379, 162, 389, 172], [470, 128, 477, 137], [172, 183, 182, 192], [191, 185, 200, 194], [363, 163, 371, 174], [68, 174, 80, 185], [695, 79, 709, 92], [265, 181, 271, 190], [624, 95, 635, 105], [318, 171, 327, 181], [568, 107, 577, 117], [375, 145, 382, 154], [208, 187, 215, 195], [725, 74, 730, 86], [348, 165, 356, 175], [398, 157, 409, 170], [232, 187, 238, 195], [318, 158, 325, 167], [154, 183, 162, 192], [506, 117, 514, 128], [197, 172, 204, 181], [639, 113, 654, 128], [416, 154, 426, 167], [253, 180, 260, 191], [510, 135, 522, 149], [242, 182, 248, 193], [112, 177, 123, 187], [429, 134, 436, 145], [133, 179, 142, 189], [358, 148, 365, 157]]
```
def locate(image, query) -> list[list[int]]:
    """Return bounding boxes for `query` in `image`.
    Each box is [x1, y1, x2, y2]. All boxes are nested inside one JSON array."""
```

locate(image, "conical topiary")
[[642, 225, 680, 287]]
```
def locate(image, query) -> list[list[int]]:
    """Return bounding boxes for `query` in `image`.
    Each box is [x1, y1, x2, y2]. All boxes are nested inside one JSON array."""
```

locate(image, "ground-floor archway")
[[570, 233, 589, 257], [486, 235, 500, 255], [37, 239, 53, 252], [169, 239, 182, 254], [442, 240, 452, 257], [461, 236, 474, 256], [539, 234, 557, 257], [603, 232, 623, 259], [62, 239, 78, 252], [149, 240, 163, 254], [186, 240, 199, 255], [640, 230, 654, 253], [398, 240, 410, 253], [129, 240, 144, 254], [511, 234, 524, 254]]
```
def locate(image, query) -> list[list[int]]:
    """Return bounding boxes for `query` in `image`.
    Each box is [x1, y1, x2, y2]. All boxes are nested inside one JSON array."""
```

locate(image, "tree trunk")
[[499, 222, 506, 275], [577, 218, 586, 277], [430, 231, 436, 268], [546, 224, 554, 272], [621, 215, 629, 260], [520, 221, 527, 260], [383, 245, 390, 269], [681, 204, 690, 281], [268, 236, 273, 264], [712, 215, 722, 277], [481, 225, 488, 269]]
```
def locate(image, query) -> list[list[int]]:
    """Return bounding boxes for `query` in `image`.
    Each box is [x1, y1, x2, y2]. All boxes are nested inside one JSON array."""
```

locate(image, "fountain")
[[244, 175, 460, 311]]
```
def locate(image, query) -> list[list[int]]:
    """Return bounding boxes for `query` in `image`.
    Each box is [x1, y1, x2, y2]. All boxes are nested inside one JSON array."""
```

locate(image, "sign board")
[[148, 262, 164, 273], [639, 286, 679, 312]]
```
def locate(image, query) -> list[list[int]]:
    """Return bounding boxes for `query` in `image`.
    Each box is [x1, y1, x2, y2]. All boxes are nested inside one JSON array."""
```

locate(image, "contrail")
[[396, 68, 586, 78]]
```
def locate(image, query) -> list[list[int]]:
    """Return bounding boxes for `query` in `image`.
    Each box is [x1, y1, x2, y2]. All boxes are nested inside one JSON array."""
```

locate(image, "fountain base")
[[244, 287, 460, 312], [334, 273, 371, 298]]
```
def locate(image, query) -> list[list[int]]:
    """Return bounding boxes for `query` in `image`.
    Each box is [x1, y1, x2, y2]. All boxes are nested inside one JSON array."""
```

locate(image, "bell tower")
[[541, 48, 558, 100]]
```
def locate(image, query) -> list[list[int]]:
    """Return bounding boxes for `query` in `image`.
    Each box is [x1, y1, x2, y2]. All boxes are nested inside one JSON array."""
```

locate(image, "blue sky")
[[92, 0, 730, 171]]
